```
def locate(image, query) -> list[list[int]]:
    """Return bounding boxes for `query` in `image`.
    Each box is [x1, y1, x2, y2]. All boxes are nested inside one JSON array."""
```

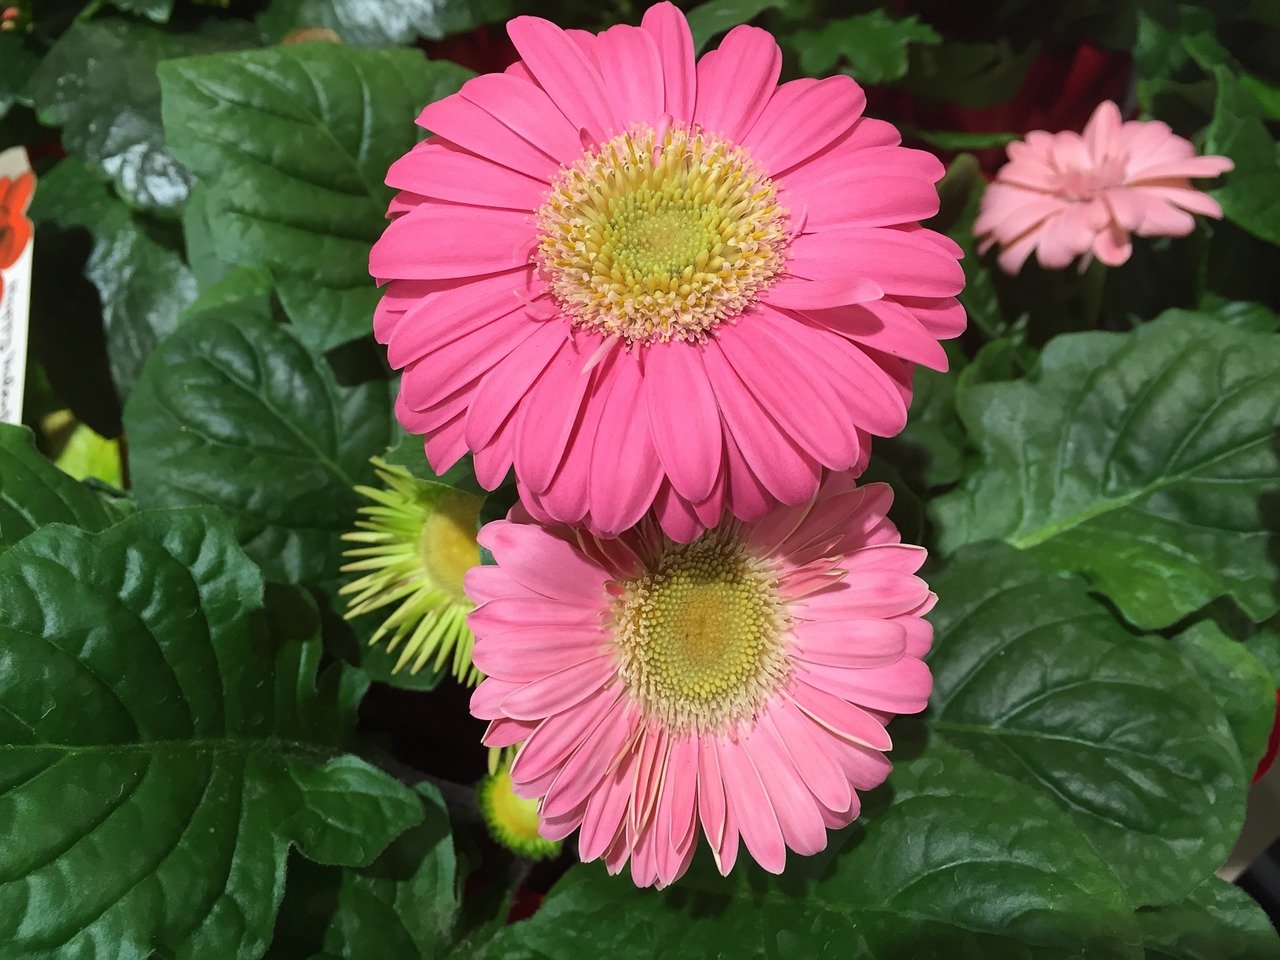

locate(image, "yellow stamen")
[[536, 124, 789, 344], [611, 529, 791, 734]]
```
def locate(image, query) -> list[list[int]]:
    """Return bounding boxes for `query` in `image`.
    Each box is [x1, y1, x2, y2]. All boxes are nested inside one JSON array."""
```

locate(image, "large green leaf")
[[159, 45, 472, 351], [268, 783, 458, 959], [476, 744, 1141, 960], [1172, 622, 1277, 770], [1138, 878, 1279, 959], [1206, 67, 1280, 247], [932, 312, 1280, 629], [927, 544, 1245, 906], [124, 307, 394, 585], [0, 34, 39, 120], [0, 425, 127, 549], [29, 18, 253, 217], [259, 0, 510, 45], [0, 510, 422, 960], [30, 158, 196, 400], [791, 10, 940, 83]]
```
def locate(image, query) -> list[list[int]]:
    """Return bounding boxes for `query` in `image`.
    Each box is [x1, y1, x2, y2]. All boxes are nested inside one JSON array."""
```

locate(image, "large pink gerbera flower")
[[370, 2, 964, 542], [467, 474, 934, 888], [975, 100, 1234, 273]]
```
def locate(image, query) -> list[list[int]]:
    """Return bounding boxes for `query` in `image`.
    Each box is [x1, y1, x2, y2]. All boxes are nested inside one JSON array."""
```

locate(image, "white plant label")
[[0, 146, 34, 426]]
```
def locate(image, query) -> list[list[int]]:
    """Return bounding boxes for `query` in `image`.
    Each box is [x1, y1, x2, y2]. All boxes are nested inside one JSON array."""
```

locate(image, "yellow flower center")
[[418, 489, 482, 602], [536, 124, 789, 344], [612, 531, 791, 734]]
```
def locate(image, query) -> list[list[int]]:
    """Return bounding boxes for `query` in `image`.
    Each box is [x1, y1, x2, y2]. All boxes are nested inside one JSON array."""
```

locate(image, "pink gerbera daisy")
[[370, 2, 965, 542], [467, 474, 934, 888], [975, 100, 1234, 273]]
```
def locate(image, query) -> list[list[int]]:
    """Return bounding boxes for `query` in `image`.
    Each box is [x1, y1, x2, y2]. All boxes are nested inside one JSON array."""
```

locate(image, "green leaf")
[[31, 158, 197, 400], [478, 744, 1141, 960], [160, 45, 472, 351], [1206, 67, 1280, 247], [259, 0, 511, 45], [685, 0, 783, 53], [793, 11, 941, 84], [268, 783, 458, 959], [927, 544, 1246, 906], [0, 34, 39, 119], [1244, 627, 1280, 687], [29, 18, 253, 217], [183, 265, 276, 325], [0, 509, 422, 960], [878, 342, 967, 493], [932, 312, 1280, 630], [110, 0, 176, 22], [124, 307, 394, 585], [0, 424, 127, 549], [908, 128, 1017, 151], [899, 38, 1038, 109], [1173, 622, 1277, 770], [1139, 878, 1279, 959]]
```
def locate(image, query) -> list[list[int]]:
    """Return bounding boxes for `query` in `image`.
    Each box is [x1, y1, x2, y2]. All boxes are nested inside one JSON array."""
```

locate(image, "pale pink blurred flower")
[[468, 474, 934, 888], [370, 2, 964, 544], [975, 100, 1234, 273]]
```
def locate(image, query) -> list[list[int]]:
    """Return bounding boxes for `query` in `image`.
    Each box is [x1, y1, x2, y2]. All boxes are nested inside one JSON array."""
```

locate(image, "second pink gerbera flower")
[[975, 100, 1234, 273], [468, 475, 934, 888], [370, 2, 965, 542]]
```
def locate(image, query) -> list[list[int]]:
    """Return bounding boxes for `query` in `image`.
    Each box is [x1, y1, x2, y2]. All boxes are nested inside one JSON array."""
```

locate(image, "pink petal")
[[500, 656, 617, 720], [1093, 222, 1132, 266], [651, 481, 705, 544], [783, 318, 909, 438], [514, 340, 596, 495], [507, 16, 616, 140], [697, 740, 735, 874], [644, 342, 723, 504], [477, 521, 608, 602], [589, 356, 666, 536], [743, 75, 867, 175], [1083, 99, 1122, 162], [464, 319, 567, 451], [765, 702, 852, 814], [844, 543, 927, 575], [370, 206, 535, 281], [693, 25, 781, 141], [764, 275, 883, 310], [804, 299, 948, 370], [1126, 155, 1234, 182], [715, 318, 858, 469], [800, 658, 932, 715], [718, 741, 787, 873], [387, 142, 547, 209], [789, 227, 964, 297], [794, 619, 908, 669], [641, 2, 696, 121], [799, 571, 930, 619], [791, 680, 893, 750], [580, 761, 634, 863], [512, 684, 621, 784], [417, 96, 560, 178], [460, 73, 586, 164], [385, 269, 536, 369], [470, 595, 599, 631], [483, 716, 539, 748], [743, 726, 828, 856], [703, 340, 821, 505], [597, 25, 665, 127], [542, 693, 636, 819]]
